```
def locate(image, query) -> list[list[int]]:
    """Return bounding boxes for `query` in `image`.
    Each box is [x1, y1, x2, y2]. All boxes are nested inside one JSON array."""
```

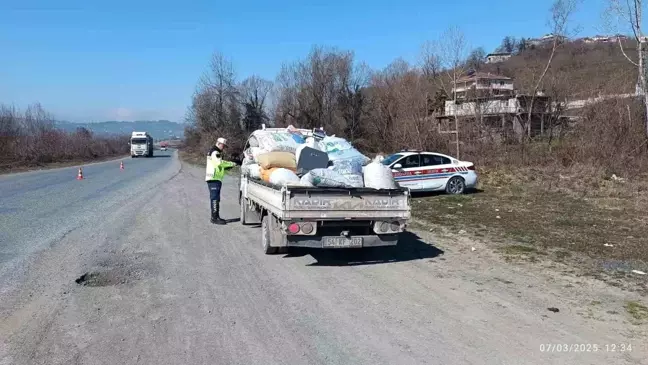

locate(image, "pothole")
[[75, 269, 129, 287], [75, 252, 156, 288]]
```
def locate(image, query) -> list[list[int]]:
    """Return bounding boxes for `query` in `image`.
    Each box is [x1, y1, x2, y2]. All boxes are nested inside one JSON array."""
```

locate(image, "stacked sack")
[[256, 151, 300, 186], [242, 128, 304, 183], [317, 136, 369, 188], [241, 126, 397, 190]]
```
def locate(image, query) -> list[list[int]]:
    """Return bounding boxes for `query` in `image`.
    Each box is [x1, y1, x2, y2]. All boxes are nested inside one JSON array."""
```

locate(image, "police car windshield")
[[381, 153, 403, 166], [131, 138, 147, 144]]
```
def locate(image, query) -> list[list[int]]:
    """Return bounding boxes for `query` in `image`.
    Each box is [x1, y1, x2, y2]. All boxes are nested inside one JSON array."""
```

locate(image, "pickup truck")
[[239, 172, 411, 254]]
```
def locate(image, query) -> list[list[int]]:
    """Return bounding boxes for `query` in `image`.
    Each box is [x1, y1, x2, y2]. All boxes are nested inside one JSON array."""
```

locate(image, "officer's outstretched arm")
[[221, 160, 237, 170]]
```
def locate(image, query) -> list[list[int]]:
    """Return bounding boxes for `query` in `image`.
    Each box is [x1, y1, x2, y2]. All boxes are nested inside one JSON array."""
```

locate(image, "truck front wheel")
[[261, 215, 278, 255]]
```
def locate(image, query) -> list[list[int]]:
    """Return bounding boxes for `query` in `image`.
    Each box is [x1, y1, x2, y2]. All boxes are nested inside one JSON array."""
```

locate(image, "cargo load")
[[240, 125, 396, 190]]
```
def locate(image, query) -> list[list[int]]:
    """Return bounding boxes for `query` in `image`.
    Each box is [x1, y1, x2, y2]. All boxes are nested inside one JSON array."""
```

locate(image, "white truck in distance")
[[239, 128, 412, 254], [130, 131, 154, 158]]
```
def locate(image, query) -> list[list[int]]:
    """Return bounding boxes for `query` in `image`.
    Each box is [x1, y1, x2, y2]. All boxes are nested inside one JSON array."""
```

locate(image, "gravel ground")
[[0, 152, 646, 365]]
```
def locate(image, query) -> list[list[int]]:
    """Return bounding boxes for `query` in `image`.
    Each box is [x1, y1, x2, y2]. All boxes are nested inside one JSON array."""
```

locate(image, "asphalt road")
[[0, 151, 646, 365], [0, 152, 177, 292]]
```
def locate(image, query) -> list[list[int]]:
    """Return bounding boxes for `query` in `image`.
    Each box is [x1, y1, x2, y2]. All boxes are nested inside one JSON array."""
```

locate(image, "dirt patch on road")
[[75, 252, 156, 288]]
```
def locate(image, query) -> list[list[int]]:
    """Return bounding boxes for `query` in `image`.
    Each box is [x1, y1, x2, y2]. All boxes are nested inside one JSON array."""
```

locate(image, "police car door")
[[420, 153, 454, 191], [391, 154, 422, 190]]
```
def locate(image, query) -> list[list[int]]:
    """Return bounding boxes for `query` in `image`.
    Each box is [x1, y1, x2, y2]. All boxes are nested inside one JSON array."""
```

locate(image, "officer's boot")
[[211, 200, 226, 225]]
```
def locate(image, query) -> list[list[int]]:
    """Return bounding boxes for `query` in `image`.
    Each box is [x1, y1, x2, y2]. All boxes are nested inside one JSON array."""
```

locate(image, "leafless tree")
[[466, 47, 487, 71], [186, 51, 245, 151], [607, 0, 648, 137], [239, 75, 273, 132], [0, 103, 128, 169], [273, 46, 356, 134], [338, 62, 370, 142], [523, 0, 579, 139], [497, 36, 518, 53], [436, 26, 470, 158], [199, 52, 238, 132], [420, 41, 441, 81]]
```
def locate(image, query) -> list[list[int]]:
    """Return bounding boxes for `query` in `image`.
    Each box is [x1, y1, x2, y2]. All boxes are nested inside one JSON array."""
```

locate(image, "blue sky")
[[0, 0, 610, 123]]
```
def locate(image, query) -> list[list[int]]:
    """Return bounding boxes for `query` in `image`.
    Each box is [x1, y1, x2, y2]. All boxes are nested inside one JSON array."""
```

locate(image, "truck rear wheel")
[[240, 196, 249, 225], [261, 215, 278, 255]]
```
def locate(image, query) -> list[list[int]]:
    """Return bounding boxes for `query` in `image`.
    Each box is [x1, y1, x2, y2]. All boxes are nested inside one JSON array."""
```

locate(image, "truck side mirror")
[[393, 163, 403, 169]]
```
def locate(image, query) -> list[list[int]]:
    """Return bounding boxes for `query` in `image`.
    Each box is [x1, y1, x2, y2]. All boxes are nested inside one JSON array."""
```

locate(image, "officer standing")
[[205, 137, 236, 224]]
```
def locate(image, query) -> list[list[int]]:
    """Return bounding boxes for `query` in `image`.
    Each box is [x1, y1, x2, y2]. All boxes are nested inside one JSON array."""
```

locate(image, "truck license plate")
[[323, 237, 363, 248]]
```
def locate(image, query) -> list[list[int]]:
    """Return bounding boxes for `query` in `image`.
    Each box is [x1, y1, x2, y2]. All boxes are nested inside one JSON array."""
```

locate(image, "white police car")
[[381, 150, 478, 194]]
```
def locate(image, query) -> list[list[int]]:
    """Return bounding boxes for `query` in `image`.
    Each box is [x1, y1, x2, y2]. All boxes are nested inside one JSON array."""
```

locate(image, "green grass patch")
[[624, 301, 648, 323], [500, 245, 538, 255]]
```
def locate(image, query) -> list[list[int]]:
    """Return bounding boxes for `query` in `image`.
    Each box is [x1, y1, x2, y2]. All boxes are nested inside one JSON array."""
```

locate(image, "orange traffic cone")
[[120, 161, 124, 170], [76, 167, 84, 180]]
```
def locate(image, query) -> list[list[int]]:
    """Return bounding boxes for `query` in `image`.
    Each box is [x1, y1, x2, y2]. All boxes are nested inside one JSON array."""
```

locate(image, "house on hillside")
[[451, 72, 515, 100], [526, 33, 568, 47], [485, 52, 512, 64], [592, 35, 611, 42], [582, 34, 628, 43], [436, 71, 554, 140]]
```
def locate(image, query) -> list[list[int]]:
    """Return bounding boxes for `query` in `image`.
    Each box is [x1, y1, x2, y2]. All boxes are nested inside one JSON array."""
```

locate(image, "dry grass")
[[625, 301, 648, 324], [412, 167, 648, 267], [1, 103, 130, 170], [179, 150, 206, 167]]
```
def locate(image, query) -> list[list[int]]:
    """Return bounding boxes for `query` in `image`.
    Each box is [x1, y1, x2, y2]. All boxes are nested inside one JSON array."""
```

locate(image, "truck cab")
[[130, 132, 154, 158]]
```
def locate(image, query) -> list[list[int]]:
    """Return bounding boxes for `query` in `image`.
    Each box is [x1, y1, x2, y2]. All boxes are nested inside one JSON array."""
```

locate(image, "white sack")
[[242, 163, 261, 179], [319, 136, 353, 153], [363, 161, 398, 189], [248, 136, 260, 147], [244, 146, 266, 161], [299, 174, 314, 187], [254, 130, 303, 154], [342, 173, 364, 188], [329, 158, 363, 175], [303, 168, 360, 188], [269, 168, 301, 186]]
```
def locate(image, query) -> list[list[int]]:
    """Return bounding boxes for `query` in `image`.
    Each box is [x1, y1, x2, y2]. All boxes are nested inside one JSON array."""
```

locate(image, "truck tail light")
[[301, 222, 314, 234], [374, 221, 403, 234], [286, 221, 316, 235], [288, 223, 300, 234], [379, 222, 389, 232]]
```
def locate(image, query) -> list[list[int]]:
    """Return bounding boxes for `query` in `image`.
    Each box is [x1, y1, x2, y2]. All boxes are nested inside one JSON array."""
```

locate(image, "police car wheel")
[[446, 176, 465, 195]]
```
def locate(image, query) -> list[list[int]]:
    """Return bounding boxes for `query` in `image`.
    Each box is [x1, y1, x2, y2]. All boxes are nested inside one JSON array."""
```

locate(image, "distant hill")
[[56, 120, 185, 140]]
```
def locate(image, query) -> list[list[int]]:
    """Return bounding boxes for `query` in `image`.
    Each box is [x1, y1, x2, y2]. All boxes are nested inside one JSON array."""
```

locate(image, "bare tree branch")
[[607, 0, 648, 136], [618, 37, 640, 65], [524, 0, 579, 139]]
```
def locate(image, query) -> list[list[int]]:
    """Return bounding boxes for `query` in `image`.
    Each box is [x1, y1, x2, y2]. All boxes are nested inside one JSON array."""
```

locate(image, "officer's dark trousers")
[[207, 180, 222, 212]]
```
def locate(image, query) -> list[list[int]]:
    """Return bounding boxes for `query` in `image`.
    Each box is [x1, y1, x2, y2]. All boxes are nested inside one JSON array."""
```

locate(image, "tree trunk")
[[637, 39, 648, 137]]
